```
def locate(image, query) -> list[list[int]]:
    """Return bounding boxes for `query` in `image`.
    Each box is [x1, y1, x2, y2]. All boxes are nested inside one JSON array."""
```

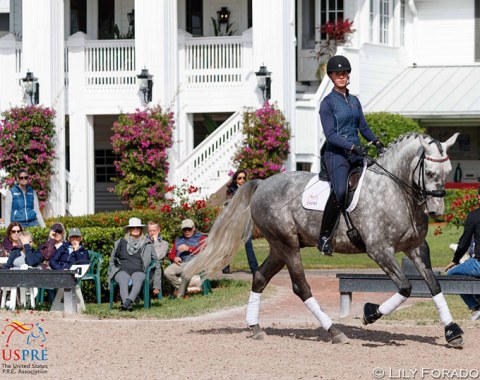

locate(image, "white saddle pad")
[[302, 159, 368, 212]]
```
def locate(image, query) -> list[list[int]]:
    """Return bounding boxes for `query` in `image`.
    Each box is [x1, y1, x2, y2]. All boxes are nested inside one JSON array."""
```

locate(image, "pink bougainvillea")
[[0, 106, 56, 208], [111, 106, 175, 209], [233, 102, 291, 179]]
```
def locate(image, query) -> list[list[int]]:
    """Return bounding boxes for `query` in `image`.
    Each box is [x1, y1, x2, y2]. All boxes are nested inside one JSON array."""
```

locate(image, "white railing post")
[[175, 111, 244, 198], [0, 34, 22, 111]]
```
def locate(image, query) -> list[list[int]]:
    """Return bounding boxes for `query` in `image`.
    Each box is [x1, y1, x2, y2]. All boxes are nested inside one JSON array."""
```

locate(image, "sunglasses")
[[53, 230, 63, 234], [130, 226, 143, 230], [18, 176, 29, 180], [11, 230, 21, 234], [237, 176, 246, 180], [182, 228, 193, 232]]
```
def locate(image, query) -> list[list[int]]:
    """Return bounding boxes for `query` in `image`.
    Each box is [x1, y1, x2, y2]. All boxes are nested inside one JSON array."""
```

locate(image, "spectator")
[[2, 222, 24, 253], [164, 219, 206, 298], [222, 170, 259, 274], [147, 221, 169, 297], [4, 168, 46, 228], [445, 186, 480, 321], [39, 222, 67, 268], [2, 231, 42, 269], [50, 228, 89, 270], [108, 218, 159, 311]]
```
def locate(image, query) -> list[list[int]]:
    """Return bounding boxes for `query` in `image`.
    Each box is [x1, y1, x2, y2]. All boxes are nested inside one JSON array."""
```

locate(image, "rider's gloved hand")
[[373, 139, 386, 154], [351, 144, 367, 156]]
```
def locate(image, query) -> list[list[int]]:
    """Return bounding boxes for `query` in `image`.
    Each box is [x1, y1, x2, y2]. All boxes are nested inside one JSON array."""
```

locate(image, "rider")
[[318, 55, 385, 255]]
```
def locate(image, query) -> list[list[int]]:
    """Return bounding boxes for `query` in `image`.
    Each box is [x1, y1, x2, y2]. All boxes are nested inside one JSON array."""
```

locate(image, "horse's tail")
[[183, 179, 261, 279]]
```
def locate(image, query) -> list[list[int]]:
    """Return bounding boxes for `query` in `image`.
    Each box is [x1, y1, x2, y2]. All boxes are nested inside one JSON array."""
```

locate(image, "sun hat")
[[181, 219, 195, 230], [68, 228, 82, 238], [123, 217, 146, 232]]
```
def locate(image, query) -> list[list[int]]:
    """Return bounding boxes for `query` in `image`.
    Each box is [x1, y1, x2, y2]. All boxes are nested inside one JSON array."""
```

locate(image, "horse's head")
[[417, 133, 459, 217]]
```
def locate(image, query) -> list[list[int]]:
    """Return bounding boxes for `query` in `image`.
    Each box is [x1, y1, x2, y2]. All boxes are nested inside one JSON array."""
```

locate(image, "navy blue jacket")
[[3, 244, 43, 269], [50, 242, 89, 270], [10, 184, 37, 223]]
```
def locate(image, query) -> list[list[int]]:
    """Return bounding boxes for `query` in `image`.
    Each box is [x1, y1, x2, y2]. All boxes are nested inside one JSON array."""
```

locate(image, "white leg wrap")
[[245, 291, 261, 326], [433, 293, 453, 326], [304, 297, 333, 331], [378, 292, 408, 316]]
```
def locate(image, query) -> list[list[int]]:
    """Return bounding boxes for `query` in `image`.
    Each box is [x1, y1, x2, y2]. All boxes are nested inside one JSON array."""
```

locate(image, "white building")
[[0, 0, 479, 218]]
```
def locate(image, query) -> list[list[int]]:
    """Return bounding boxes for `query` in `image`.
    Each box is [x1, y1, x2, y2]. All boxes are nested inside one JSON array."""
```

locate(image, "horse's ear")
[[444, 133, 460, 150]]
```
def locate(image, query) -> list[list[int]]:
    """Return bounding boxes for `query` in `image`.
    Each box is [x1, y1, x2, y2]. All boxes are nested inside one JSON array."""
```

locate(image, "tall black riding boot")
[[317, 193, 342, 256]]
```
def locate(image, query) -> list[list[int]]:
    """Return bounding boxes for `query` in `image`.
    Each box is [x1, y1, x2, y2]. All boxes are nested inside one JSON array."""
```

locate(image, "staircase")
[[174, 111, 244, 199]]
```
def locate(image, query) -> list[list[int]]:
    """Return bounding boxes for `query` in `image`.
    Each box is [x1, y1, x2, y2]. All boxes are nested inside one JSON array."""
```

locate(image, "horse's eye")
[[425, 170, 434, 178]]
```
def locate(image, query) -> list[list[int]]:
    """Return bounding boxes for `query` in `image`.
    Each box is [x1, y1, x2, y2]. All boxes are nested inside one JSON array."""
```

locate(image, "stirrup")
[[317, 236, 334, 256]]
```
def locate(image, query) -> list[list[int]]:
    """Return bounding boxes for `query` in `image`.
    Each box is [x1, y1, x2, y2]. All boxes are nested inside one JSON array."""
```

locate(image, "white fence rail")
[[184, 36, 243, 88], [175, 111, 244, 198], [84, 40, 136, 89]]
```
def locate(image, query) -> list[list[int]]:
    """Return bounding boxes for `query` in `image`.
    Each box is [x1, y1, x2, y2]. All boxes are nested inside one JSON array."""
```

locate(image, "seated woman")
[[108, 218, 157, 311], [50, 228, 89, 270], [39, 222, 67, 268], [3, 231, 42, 269], [2, 222, 24, 254]]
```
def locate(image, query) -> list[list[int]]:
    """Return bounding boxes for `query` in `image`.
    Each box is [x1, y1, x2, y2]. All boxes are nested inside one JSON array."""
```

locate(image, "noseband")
[[413, 152, 449, 204]]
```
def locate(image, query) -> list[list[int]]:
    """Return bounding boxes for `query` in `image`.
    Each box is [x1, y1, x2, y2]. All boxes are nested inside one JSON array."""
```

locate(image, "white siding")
[[413, 0, 474, 65]]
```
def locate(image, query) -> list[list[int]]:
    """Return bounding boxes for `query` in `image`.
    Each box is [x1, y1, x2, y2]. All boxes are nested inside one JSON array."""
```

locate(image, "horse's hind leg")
[[284, 251, 349, 344], [246, 252, 286, 339], [406, 241, 464, 348]]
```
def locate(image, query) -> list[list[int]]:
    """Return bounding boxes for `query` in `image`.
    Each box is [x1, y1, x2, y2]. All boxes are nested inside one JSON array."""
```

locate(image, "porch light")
[[255, 65, 271, 101], [137, 68, 153, 104], [217, 7, 230, 24], [22, 71, 39, 105], [127, 9, 134, 27]]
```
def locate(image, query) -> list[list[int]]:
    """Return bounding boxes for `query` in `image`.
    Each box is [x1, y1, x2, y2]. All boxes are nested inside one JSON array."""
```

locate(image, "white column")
[[0, 34, 19, 112], [22, 0, 66, 218], [67, 32, 94, 216], [252, 0, 296, 170], [135, 0, 178, 108]]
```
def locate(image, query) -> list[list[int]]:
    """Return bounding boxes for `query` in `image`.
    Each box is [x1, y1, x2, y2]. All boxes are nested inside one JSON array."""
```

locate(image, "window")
[[302, 0, 316, 49], [186, 0, 203, 36], [400, 0, 406, 46], [369, 0, 400, 46], [70, 0, 86, 35], [98, 0, 114, 39], [320, 0, 344, 41], [0, 13, 9, 36], [95, 150, 118, 182], [380, 0, 390, 44]]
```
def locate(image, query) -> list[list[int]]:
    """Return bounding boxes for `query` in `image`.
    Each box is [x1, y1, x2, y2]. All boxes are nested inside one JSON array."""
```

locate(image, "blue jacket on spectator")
[[50, 242, 89, 270], [3, 244, 42, 269]]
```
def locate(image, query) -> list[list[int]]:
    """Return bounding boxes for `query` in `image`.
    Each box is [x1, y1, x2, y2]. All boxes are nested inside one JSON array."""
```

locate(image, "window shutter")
[[0, 14, 9, 32]]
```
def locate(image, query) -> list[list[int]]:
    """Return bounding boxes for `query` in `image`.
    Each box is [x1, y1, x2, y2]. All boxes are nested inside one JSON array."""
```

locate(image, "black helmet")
[[326, 55, 351, 74]]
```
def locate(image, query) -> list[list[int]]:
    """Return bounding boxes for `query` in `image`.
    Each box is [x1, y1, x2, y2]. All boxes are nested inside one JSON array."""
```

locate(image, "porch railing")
[[184, 36, 244, 88], [84, 40, 136, 89], [175, 111, 244, 197]]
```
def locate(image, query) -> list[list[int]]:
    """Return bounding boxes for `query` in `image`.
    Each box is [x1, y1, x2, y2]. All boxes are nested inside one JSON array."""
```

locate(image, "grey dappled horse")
[[184, 133, 464, 347]]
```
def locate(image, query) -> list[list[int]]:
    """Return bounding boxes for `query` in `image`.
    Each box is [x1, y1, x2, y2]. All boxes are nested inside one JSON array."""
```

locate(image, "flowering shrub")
[[233, 102, 291, 179], [111, 106, 174, 209], [312, 19, 355, 64], [0, 106, 56, 208], [443, 189, 479, 229]]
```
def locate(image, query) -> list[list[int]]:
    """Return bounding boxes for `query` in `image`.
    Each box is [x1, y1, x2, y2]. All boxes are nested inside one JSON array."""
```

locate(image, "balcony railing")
[[184, 36, 244, 88], [84, 39, 136, 89]]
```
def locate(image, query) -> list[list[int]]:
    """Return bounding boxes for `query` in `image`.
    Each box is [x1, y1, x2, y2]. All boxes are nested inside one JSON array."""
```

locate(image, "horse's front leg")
[[362, 245, 414, 325], [406, 241, 464, 348]]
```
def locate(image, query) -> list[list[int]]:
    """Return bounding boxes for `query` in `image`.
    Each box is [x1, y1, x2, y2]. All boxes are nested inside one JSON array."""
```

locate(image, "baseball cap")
[[181, 219, 195, 229], [68, 228, 82, 238], [50, 223, 64, 233]]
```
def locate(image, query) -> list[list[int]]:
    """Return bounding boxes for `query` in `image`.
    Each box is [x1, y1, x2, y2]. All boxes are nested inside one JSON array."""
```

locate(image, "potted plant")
[[311, 18, 355, 81]]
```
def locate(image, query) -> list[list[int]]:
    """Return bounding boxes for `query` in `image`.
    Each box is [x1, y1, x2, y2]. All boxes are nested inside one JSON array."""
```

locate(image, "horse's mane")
[[377, 132, 431, 160]]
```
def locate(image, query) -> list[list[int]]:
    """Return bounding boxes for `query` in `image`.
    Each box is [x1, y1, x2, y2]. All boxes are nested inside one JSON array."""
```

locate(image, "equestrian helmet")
[[326, 55, 351, 74]]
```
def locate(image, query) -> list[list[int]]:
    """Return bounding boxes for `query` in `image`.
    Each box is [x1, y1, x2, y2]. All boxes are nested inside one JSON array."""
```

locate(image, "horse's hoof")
[[249, 324, 266, 340], [328, 326, 350, 344], [363, 303, 382, 325], [447, 337, 464, 349], [445, 322, 464, 348]]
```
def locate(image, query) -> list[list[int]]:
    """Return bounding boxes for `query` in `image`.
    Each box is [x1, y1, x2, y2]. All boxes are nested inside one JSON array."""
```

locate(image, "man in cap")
[[164, 219, 206, 298], [445, 186, 480, 321]]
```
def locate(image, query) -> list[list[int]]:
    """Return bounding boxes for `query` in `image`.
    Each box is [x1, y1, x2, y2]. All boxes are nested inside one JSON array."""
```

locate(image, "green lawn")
[[230, 224, 462, 271]]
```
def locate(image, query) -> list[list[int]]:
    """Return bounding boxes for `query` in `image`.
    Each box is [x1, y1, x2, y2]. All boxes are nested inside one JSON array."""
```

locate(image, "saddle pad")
[[302, 158, 368, 212]]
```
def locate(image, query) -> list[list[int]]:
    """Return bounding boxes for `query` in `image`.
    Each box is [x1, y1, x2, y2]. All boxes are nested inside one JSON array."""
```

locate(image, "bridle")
[[368, 140, 449, 205]]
